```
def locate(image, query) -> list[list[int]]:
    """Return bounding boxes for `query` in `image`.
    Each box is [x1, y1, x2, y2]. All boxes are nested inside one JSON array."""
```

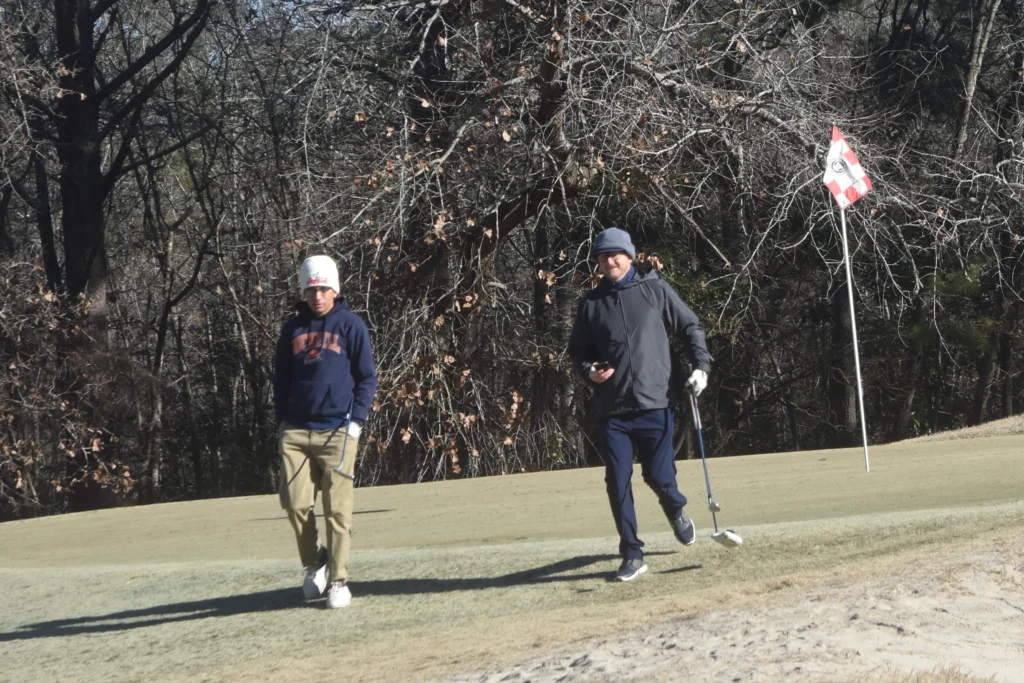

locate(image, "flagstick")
[[839, 208, 871, 472]]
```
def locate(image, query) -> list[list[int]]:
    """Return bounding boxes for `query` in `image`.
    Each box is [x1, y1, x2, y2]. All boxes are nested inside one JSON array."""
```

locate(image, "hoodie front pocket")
[[320, 384, 342, 416], [289, 380, 322, 417]]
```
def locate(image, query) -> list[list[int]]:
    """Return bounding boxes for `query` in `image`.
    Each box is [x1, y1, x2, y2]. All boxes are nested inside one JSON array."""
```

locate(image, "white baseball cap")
[[298, 255, 340, 294]]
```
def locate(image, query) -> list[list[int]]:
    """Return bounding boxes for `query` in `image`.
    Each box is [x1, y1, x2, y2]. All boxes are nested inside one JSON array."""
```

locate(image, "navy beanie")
[[591, 227, 636, 260]]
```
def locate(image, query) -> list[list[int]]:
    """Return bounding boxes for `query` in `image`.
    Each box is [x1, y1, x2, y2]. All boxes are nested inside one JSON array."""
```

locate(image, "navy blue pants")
[[600, 408, 687, 561]]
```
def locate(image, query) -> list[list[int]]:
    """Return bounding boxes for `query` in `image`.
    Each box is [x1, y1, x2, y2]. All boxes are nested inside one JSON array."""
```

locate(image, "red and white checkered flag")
[[823, 126, 872, 209]]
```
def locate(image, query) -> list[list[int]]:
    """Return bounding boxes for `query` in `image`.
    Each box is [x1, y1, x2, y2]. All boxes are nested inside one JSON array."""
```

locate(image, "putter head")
[[711, 529, 742, 548], [708, 501, 721, 513]]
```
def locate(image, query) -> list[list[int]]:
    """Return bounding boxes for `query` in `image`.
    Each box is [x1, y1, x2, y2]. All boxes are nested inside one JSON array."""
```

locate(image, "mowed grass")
[[1, 435, 1022, 683]]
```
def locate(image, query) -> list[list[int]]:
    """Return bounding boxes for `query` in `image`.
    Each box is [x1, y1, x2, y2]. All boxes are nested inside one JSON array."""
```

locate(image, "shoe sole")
[[616, 564, 648, 582]]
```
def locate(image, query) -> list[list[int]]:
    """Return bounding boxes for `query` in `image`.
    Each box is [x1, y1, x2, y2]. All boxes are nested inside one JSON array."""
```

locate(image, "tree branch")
[[651, 180, 733, 268], [91, 0, 121, 20], [99, 5, 212, 140], [100, 110, 145, 205], [103, 121, 217, 197], [96, 0, 211, 107]]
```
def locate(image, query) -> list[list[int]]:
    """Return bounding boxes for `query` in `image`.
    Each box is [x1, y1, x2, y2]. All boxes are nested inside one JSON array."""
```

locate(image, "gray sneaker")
[[671, 512, 696, 546], [615, 558, 648, 582]]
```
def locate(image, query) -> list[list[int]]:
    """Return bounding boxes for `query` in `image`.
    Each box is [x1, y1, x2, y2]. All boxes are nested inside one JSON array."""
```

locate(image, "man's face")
[[597, 251, 633, 283], [304, 286, 337, 316]]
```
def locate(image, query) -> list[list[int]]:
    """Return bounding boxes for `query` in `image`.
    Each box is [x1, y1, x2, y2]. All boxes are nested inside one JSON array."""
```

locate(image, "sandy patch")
[[445, 536, 1024, 682]]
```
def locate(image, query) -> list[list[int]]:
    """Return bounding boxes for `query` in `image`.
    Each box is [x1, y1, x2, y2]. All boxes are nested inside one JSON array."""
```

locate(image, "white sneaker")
[[326, 581, 351, 609], [302, 549, 328, 599]]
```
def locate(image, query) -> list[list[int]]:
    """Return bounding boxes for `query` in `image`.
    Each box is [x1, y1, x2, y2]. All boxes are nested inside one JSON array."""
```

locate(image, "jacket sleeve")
[[568, 297, 596, 379], [273, 323, 293, 424], [660, 281, 711, 374], [347, 317, 378, 423]]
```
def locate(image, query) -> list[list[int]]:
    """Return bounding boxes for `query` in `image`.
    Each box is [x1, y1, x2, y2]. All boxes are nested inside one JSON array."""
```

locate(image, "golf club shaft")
[[689, 391, 720, 534]]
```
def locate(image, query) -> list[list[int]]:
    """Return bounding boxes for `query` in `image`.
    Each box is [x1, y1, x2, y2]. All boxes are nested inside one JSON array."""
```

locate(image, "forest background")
[[1, 0, 1021, 518]]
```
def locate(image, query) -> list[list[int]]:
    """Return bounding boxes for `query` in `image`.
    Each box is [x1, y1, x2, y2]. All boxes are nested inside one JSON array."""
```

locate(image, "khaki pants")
[[279, 426, 359, 584]]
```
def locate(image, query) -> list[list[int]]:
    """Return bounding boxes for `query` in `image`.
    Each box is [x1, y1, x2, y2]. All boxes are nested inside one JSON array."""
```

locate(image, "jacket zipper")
[[615, 288, 638, 411]]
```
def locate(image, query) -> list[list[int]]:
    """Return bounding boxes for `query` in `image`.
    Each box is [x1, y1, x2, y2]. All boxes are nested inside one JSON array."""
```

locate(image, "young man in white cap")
[[568, 227, 711, 582], [274, 255, 377, 608]]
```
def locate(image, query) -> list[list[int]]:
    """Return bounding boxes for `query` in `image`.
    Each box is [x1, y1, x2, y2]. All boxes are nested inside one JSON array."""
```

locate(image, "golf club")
[[688, 389, 743, 548]]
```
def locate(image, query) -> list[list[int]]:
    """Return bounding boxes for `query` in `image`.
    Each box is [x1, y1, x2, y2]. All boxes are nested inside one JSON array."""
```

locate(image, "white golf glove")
[[347, 420, 362, 439], [686, 369, 708, 396]]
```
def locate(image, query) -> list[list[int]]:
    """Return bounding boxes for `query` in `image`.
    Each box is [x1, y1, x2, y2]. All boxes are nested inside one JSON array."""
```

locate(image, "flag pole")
[[839, 208, 870, 472]]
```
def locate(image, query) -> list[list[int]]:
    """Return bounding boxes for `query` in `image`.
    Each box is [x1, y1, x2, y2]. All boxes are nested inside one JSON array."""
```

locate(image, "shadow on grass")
[[0, 553, 700, 641]]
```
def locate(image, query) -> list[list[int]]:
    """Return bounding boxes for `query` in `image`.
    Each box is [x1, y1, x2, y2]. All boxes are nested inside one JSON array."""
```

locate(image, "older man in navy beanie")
[[569, 227, 711, 581]]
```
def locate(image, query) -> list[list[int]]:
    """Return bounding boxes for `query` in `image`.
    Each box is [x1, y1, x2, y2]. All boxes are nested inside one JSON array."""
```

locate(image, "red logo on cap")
[[306, 274, 329, 286]]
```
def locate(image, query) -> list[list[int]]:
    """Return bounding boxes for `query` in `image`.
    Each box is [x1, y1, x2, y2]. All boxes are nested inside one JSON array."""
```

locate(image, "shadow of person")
[[0, 552, 699, 642], [0, 587, 303, 642], [353, 552, 697, 596]]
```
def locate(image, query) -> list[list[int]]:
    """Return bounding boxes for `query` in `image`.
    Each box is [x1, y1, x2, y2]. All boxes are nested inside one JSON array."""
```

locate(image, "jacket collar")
[[600, 266, 640, 291], [296, 298, 349, 320]]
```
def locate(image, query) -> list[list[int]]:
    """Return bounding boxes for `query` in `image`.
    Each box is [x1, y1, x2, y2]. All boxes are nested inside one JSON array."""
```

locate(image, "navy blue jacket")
[[274, 299, 377, 429]]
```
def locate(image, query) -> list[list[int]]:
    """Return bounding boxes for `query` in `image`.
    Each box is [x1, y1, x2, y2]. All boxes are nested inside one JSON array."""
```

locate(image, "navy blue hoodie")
[[274, 298, 377, 429]]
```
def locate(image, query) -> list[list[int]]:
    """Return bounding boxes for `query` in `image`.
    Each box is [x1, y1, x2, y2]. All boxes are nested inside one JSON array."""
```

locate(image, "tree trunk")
[[953, 0, 1002, 160], [997, 326, 1014, 418], [31, 150, 62, 290], [141, 390, 163, 502], [892, 299, 927, 440], [54, 0, 108, 333], [969, 330, 999, 426], [827, 288, 858, 447], [0, 186, 12, 255], [770, 352, 800, 450], [173, 315, 204, 498]]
